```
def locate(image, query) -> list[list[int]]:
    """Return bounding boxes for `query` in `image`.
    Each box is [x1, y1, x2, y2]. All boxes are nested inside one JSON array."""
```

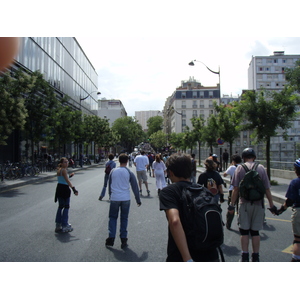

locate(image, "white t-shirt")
[[134, 155, 149, 171]]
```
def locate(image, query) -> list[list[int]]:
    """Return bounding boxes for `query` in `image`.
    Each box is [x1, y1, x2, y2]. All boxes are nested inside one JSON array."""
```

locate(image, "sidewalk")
[[0, 162, 103, 192]]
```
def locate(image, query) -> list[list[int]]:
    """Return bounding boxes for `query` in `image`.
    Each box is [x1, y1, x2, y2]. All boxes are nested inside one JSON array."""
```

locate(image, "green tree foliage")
[[23, 71, 60, 162], [112, 116, 145, 152], [0, 69, 29, 145], [149, 130, 167, 152], [183, 126, 197, 153], [147, 115, 163, 137], [239, 88, 300, 178], [202, 114, 219, 153], [285, 59, 300, 92], [214, 102, 242, 157], [191, 117, 205, 163], [169, 132, 185, 152]]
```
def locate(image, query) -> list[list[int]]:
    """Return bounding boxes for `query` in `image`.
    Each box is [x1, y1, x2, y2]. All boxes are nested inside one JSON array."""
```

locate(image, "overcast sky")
[[76, 36, 300, 116], [5, 1, 300, 117]]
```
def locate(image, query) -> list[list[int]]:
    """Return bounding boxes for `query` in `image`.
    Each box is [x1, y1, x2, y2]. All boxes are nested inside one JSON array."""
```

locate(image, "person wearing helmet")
[[276, 159, 300, 261], [227, 148, 277, 262]]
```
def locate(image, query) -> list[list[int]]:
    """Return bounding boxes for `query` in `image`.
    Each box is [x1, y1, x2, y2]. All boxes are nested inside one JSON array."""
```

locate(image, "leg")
[[119, 200, 130, 239], [108, 201, 120, 238]]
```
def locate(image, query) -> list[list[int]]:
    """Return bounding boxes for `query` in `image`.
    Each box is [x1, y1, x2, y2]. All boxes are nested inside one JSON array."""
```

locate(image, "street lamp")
[[80, 91, 101, 101], [188, 60, 221, 100]]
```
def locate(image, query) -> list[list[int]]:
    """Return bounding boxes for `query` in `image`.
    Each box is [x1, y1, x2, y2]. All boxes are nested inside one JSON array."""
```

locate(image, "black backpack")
[[180, 183, 225, 261], [239, 163, 266, 204]]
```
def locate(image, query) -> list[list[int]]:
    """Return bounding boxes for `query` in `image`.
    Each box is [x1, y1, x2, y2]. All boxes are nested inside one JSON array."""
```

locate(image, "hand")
[[227, 204, 235, 214], [276, 205, 287, 215], [72, 186, 78, 195], [268, 205, 278, 215], [69, 173, 74, 178], [220, 194, 224, 203], [137, 203, 142, 207]]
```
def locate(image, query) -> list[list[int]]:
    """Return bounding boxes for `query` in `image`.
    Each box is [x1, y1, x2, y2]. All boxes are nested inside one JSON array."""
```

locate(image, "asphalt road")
[[0, 164, 295, 262]]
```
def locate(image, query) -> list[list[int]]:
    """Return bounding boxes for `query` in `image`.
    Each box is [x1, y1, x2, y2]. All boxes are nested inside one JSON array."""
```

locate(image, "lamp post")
[[80, 91, 101, 102], [188, 60, 221, 101]]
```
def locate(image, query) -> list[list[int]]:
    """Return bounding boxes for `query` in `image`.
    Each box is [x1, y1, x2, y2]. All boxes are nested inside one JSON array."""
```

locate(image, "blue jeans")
[[100, 174, 109, 198], [108, 200, 130, 239], [55, 197, 70, 227]]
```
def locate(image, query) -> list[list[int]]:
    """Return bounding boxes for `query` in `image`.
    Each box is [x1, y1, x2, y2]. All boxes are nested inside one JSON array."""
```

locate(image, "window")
[[192, 110, 197, 117], [192, 100, 197, 108], [193, 91, 197, 98], [181, 100, 186, 108], [200, 91, 204, 98], [200, 100, 204, 108]]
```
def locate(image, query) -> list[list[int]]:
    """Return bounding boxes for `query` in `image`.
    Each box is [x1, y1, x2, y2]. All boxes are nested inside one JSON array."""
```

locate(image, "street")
[[0, 163, 295, 262]]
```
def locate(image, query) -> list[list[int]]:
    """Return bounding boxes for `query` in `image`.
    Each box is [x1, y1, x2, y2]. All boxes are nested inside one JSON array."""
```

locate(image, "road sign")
[[217, 138, 224, 145]]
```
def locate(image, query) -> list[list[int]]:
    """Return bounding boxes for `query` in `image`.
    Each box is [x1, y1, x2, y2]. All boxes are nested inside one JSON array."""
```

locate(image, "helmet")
[[242, 148, 256, 159], [294, 159, 300, 168]]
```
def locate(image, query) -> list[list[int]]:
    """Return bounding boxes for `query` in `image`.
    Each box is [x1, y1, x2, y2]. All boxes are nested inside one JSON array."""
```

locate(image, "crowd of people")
[[53, 148, 300, 262]]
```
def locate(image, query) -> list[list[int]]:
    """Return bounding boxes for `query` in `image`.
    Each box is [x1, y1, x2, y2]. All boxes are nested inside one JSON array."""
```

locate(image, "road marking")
[[265, 217, 290, 222], [282, 245, 293, 254]]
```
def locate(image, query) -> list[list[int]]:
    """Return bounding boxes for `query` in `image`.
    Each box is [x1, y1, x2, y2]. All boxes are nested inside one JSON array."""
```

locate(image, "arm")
[[62, 169, 78, 196], [165, 208, 193, 262], [129, 171, 141, 206]]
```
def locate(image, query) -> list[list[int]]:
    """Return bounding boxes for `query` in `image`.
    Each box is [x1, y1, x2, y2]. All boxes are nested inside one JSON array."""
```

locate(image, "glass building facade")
[[15, 37, 99, 115]]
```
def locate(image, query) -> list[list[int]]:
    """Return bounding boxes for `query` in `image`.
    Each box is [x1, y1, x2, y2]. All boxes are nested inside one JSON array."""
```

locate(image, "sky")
[[76, 36, 300, 116], [5, 0, 300, 118]]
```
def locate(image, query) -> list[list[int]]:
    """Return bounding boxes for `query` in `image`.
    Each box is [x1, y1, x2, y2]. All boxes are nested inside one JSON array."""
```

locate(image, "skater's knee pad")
[[239, 228, 249, 236], [250, 229, 259, 236]]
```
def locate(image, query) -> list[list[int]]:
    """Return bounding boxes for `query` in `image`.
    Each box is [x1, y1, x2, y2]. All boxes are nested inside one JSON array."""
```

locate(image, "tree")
[[202, 114, 219, 154], [112, 116, 145, 152], [239, 88, 300, 179], [23, 71, 60, 162], [285, 59, 300, 92], [149, 130, 167, 152], [214, 102, 242, 157], [191, 117, 205, 164], [147, 116, 163, 136], [182, 126, 197, 154], [0, 69, 29, 145]]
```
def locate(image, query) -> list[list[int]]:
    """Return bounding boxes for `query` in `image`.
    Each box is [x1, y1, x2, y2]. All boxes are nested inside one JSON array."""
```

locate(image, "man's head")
[[119, 154, 129, 164], [141, 151, 145, 155], [294, 158, 300, 176], [242, 148, 256, 162], [231, 154, 242, 165], [166, 153, 192, 182]]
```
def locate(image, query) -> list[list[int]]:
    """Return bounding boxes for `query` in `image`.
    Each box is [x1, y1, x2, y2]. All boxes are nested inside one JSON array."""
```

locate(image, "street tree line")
[[148, 61, 300, 179], [0, 69, 120, 162]]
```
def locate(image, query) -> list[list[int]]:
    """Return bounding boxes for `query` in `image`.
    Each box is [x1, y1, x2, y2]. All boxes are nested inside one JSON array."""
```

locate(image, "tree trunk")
[[266, 137, 271, 180]]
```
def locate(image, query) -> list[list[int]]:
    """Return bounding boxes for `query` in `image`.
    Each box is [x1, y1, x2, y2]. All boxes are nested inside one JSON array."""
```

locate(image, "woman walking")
[[152, 154, 167, 195], [54, 157, 78, 233]]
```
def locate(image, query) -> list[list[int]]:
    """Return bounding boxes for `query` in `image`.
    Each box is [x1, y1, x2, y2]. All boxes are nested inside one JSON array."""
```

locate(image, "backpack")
[[239, 163, 266, 203], [207, 178, 218, 195], [181, 183, 225, 261], [105, 163, 112, 175]]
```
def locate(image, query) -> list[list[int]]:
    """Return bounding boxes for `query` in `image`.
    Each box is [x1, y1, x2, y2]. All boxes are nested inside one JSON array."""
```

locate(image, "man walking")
[[159, 153, 220, 262], [105, 154, 141, 249], [228, 148, 277, 262], [134, 151, 150, 196]]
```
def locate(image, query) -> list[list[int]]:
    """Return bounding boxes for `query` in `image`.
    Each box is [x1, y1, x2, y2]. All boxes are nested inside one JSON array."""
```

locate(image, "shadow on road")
[[106, 246, 148, 262]]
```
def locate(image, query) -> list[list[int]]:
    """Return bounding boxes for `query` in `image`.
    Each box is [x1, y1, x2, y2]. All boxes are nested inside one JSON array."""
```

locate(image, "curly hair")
[[204, 159, 216, 171]]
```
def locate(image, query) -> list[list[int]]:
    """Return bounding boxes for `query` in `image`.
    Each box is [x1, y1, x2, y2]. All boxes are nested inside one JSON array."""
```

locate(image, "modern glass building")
[[15, 37, 99, 115], [0, 37, 99, 162]]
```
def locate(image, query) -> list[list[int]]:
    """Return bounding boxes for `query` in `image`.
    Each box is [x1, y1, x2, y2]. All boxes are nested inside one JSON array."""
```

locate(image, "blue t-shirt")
[[285, 177, 300, 205]]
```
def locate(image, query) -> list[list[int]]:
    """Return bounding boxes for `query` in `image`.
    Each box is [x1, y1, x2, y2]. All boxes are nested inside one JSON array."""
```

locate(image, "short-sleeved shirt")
[[134, 155, 149, 171], [285, 177, 300, 207], [159, 181, 218, 262], [197, 170, 224, 189], [231, 162, 270, 204]]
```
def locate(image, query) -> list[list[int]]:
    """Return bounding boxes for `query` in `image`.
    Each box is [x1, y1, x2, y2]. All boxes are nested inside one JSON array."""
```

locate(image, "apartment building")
[[135, 110, 163, 131], [98, 99, 127, 127]]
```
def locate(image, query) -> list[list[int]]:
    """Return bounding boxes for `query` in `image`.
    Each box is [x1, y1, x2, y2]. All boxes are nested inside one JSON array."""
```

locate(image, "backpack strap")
[[241, 163, 249, 173]]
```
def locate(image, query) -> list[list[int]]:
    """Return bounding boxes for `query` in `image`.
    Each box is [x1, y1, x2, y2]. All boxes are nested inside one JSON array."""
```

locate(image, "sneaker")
[[62, 224, 73, 233], [239, 252, 249, 262], [121, 238, 128, 249], [147, 190, 150, 196], [105, 237, 114, 247], [251, 253, 260, 262]]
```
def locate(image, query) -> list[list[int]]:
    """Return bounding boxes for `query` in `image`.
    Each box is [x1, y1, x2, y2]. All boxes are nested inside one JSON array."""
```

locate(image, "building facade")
[[248, 51, 300, 164], [0, 37, 99, 162], [163, 77, 220, 134], [98, 99, 127, 127], [135, 110, 163, 131]]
